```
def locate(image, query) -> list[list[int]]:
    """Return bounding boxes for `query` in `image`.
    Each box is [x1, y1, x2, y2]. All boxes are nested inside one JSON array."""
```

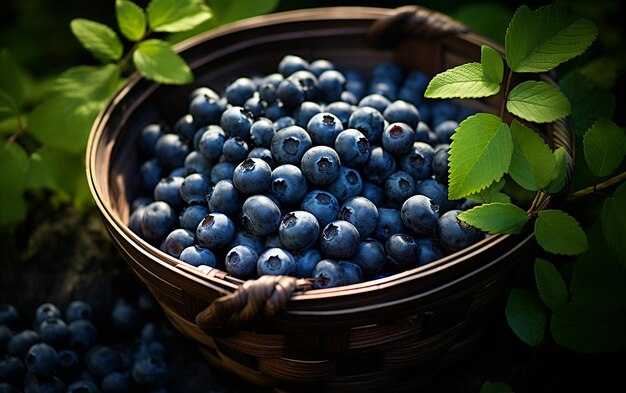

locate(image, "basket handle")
[[368, 5, 469, 46], [195, 275, 312, 332]]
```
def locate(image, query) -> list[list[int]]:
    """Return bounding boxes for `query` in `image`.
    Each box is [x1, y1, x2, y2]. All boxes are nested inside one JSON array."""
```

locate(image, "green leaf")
[[560, 70, 615, 135], [551, 303, 626, 352], [506, 81, 571, 123], [0, 139, 29, 226], [579, 58, 618, 90], [454, 3, 513, 42], [602, 192, 626, 265], [508, 119, 557, 191], [505, 5, 598, 73], [448, 113, 513, 199], [535, 210, 588, 255], [147, 0, 212, 33], [479, 381, 514, 393], [0, 89, 17, 115], [29, 65, 121, 154], [544, 147, 568, 194], [133, 39, 193, 85], [0, 49, 27, 108], [583, 119, 626, 178], [70, 19, 124, 62], [116, 0, 147, 41], [466, 178, 512, 204], [459, 203, 529, 235], [506, 288, 547, 347], [424, 63, 500, 99], [534, 258, 568, 310], [481, 45, 503, 84]]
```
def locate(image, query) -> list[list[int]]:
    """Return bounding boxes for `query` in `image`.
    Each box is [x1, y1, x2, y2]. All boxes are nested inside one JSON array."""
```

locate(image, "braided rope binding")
[[196, 275, 312, 332], [368, 5, 469, 47]]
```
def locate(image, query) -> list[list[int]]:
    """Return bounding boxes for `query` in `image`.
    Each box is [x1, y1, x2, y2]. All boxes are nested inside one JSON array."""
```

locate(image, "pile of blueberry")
[[0, 298, 170, 393], [129, 54, 485, 289]]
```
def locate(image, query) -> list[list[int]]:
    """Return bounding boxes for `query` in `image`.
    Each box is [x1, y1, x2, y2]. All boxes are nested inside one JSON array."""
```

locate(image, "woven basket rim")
[[86, 6, 564, 306]]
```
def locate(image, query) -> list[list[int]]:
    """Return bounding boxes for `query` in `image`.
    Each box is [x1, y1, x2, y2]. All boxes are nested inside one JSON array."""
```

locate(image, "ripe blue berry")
[[384, 171, 416, 207], [198, 125, 226, 162], [382, 122, 416, 156], [386, 234, 419, 270], [300, 146, 341, 186], [353, 239, 386, 276], [220, 107, 254, 138], [161, 229, 195, 258], [312, 260, 347, 289], [362, 146, 396, 185], [300, 190, 340, 229], [383, 100, 420, 129], [306, 113, 344, 146], [270, 126, 312, 165], [249, 118, 276, 147], [180, 173, 211, 205], [374, 208, 405, 242], [140, 202, 177, 244], [402, 195, 440, 235], [319, 220, 360, 259], [334, 129, 370, 168], [278, 211, 320, 250], [338, 197, 378, 238], [437, 210, 485, 254], [179, 205, 209, 232], [241, 195, 281, 236], [293, 248, 322, 278], [326, 166, 363, 202], [225, 77, 256, 106], [271, 164, 308, 204], [196, 213, 235, 250], [338, 261, 363, 285], [233, 158, 272, 195], [207, 179, 240, 216], [25, 343, 58, 377], [225, 245, 259, 279], [257, 248, 296, 276], [179, 245, 217, 267]]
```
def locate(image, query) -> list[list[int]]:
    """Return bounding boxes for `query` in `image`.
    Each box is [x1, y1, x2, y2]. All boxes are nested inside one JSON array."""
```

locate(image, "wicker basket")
[[86, 6, 574, 392]]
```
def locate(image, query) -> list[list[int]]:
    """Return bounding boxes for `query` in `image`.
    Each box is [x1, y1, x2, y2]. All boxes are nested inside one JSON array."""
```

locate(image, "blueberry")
[[207, 179, 240, 216], [0, 356, 25, 383], [431, 146, 450, 184], [293, 248, 322, 278], [226, 77, 256, 106], [172, 114, 195, 141], [198, 125, 226, 162], [382, 122, 416, 156], [249, 118, 276, 147], [309, 59, 335, 77], [183, 151, 211, 177], [403, 71, 429, 96], [179, 174, 210, 205], [129, 208, 144, 237], [86, 346, 123, 379], [300, 190, 339, 229], [264, 233, 283, 249], [399, 142, 434, 181], [339, 197, 378, 238], [384, 171, 416, 207], [401, 195, 440, 235], [416, 179, 455, 212], [263, 101, 287, 121], [257, 248, 296, 276], [274, 116, 296, 130], [362, 146, 396, 185], [25, 343, 58, 377], [168, 167, 186, 178], [241, 195, 281, 236], [155, 134, 189, 171], [348, 106, 386, 144], [319, 220, 360, 259], [372, 62, 403, 85], [209, 161, 236, 185], [334, 129, 370, 168], [276, 78, 304, 109], [353, 238, 386, 276], [325, 101, 354, 127], [189, 91, 224, 127], [112, 300, 139, 335], [326, 166, 363, 202], [131, 196, 153, 212], [229, 231, 265, 256], [318, 70, 345, 102], [190, 86, 220, 102], [259, 78, 280, 103], [278, 55, 309, 76], [340, 91, 358, 105], [196, 213, 235, 250], [360, 181, 385, 206], [179, 245, 217, 267], [386, 234, 419, 269], [415, 236, 444, 265], [278, 211, 320, 250], [220, 107, 254, 138], [434, 120, 459, 144], [0, 304, 19, 327], [269, 164, 307, 204], [383, 100, 420, 129], [288, 70, 318, 101], [35, 303, 62, 325], [101, 371, 131, 393], [138, 124, 164, 158], [233, 158, 272, 195], [0, 325, 12, 353], [300, 146, 341, 186], [338, 261, 363, 285], [221, 136, 249, 163], [140, 323, 162, 343], [132, 355, 168, 388], [414, 121, 437, 144], [7, 330, 39, 358], [68, 320, 97, 353], [141, 202, 177, 244], [437, 210, 485, 254], [374, 208, 405, 242], [139, 158, 163, 191], [358, 93, 391, 113], [38, 318, 69, 349], [270, 126, 312, 166], [306, 113, 343, 146], [225, 245, 259, 279], [293, 101, 322, 128], [431, 102, 458, 126], [66, 380, 101, 393], [247, 147, 275, 169], [57, 349, 80, 378], [161, 229, 195, 258], [346, 81, 366, 101], [179, 205, 209, 232], [312, 260, 347, 289]]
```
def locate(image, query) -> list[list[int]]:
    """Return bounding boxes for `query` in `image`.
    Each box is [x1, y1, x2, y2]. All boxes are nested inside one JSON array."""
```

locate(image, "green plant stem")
[[117, 30, 153, 74], [6, 112, 27, 144], [565, 171, 626, 202], [499, 69, 513, 119]]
